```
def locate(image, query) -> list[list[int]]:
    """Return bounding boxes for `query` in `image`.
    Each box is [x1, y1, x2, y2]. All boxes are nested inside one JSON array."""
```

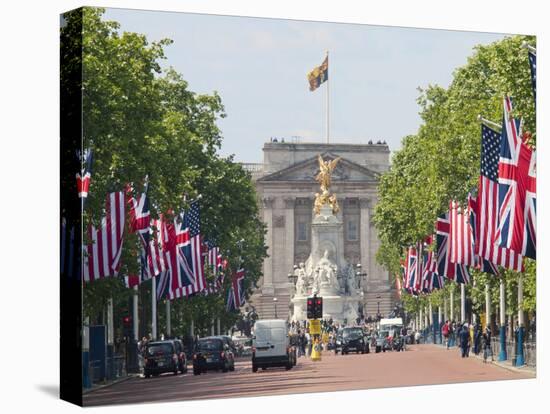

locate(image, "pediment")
[[257, 152, 379, 183]]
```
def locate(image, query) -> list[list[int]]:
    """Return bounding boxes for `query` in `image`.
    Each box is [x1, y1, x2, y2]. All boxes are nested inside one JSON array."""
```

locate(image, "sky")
[[103, 8, 507, 163]]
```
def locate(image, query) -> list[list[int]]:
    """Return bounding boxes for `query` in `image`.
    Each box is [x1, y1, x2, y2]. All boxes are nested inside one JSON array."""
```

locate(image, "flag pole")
[[152, 277, 157, 340], [326, 50, 330, 144], [133, 286, 139, 341]]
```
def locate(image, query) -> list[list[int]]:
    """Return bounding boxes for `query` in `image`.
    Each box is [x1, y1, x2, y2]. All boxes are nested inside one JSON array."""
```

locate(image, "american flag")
[[83, 192, 125, 282], [436, 213, 470, 284], [494, 97, 536, 259], [179, 201, 207, 295], [147, 218, 169, 278], [449, 200, 476, 267], [226, 268, 245, 311], [76, 148, 93, 200], [468, 194, 500, 276], [475, 124, 524, 271], [206, 240, 226, 290], [528, 51, 536, 103]]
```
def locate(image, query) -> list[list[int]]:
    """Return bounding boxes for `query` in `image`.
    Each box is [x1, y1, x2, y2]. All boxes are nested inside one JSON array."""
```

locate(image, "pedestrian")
[[414, 330, 421, 344], [474, 325, 482, 355], [468, 324, 475, 355], [442, 320, 450, 349], [305, 330, 312, 357], [460, 323, 470, 358], [482, 326, 493, 363]]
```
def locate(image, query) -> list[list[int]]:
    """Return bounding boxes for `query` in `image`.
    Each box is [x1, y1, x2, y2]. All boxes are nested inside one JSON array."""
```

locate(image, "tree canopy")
[[372, 34, 536, 316], [62, 7, 267, 330]]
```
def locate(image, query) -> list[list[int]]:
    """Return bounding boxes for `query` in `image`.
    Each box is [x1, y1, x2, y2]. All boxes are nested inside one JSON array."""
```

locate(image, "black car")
[[337, 327, 369, 354], [193, 337, 235, 375], [214, 335, 238, 356], [144, 340, 182, 378]]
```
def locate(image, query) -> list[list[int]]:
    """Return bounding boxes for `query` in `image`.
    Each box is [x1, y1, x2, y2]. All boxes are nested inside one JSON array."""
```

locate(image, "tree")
[[373, 34, 536, 316], [62, 8, 268, 327]]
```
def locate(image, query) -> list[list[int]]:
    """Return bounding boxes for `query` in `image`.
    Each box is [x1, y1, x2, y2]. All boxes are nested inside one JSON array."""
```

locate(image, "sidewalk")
[[432, 342, 536, 376], [83, 373, 139, 395]]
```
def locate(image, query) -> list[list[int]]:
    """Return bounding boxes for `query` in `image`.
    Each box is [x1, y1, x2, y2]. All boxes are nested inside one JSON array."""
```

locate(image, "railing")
[[88, 355, 127, 385], [240, 163, 265, 173], [491, 337, 536, 367]]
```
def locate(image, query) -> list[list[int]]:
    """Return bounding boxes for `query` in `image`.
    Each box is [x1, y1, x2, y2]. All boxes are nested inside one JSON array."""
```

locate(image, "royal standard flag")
[[307, 56, 328, 91]]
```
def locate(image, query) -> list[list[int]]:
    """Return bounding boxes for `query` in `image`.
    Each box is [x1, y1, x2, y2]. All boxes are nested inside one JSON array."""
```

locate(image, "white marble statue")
[[316, 250, 337, 287], [294, 262, 308, 296], [311, 268, 321, 295]]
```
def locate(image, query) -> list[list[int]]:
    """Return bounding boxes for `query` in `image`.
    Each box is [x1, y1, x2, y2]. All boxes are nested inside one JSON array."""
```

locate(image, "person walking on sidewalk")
[[482, 326, 493, 363], [442, 320, 450, 349], [459, 323, 470, 358]]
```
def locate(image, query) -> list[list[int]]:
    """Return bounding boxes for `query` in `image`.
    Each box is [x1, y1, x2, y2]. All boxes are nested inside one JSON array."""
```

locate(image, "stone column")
[[283, 197, 296, 289], [262, 197, 275, 295], [359, 198, 371, 292]]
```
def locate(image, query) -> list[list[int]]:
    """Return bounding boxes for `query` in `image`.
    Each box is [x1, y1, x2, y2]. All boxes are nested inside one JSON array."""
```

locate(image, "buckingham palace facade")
[[243, 140, 396, 320]]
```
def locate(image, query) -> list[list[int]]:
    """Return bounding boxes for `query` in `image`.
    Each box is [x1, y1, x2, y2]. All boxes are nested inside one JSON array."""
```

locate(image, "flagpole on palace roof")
[[326, 50, 330, 144]]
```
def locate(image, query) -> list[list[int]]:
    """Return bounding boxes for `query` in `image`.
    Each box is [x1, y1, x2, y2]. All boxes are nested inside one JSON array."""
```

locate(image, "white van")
[[252, 319, 294, 372]]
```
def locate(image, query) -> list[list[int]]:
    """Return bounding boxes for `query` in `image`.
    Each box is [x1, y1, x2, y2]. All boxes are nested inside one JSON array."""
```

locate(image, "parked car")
[[337, 327, 369, 355], [193, 337, 235, 375], [214, 335, 238, 356], [144, 340, 181, 378], [377, 330, 391, 352], [252, 319, 294, 372]]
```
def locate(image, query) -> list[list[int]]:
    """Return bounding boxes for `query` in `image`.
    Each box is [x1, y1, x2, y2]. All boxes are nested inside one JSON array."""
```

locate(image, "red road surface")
[[83, 344, 533, 407]]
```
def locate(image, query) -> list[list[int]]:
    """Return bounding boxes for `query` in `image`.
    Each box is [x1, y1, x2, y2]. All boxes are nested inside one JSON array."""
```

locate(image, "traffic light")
[[307, 297, 315, 319], [123, 315, 132, 337], [314, 297, 323, 319]]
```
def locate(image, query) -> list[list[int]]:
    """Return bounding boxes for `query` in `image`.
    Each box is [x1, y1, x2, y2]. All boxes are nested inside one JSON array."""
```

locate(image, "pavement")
[[83, 344, 534, 407]]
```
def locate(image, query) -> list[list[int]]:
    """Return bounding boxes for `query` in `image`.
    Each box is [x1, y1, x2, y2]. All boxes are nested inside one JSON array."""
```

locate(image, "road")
[[83, 344, 533, 406]]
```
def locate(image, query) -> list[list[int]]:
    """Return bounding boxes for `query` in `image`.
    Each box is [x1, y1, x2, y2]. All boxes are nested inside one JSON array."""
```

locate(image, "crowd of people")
[[441, 321, 493, 362]]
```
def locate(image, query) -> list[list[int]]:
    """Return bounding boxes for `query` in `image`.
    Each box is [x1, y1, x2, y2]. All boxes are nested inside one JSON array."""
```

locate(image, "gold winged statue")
[[314, 155, 341, 215], [315, 155, 341, 192]]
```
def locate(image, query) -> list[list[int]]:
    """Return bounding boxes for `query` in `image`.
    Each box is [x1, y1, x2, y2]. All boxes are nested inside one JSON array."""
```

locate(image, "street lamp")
[[355, 263, 368, 289], [376, 295, 382, 321], [273, 297, 278, 319]]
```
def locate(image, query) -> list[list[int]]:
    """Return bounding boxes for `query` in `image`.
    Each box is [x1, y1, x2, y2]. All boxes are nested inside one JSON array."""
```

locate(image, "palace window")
[[347, 218, 358, 241], [297, 220, 308, 242]]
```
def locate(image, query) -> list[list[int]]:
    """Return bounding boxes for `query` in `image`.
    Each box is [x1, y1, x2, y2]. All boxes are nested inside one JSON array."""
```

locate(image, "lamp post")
[[376, 295, 382, 321], [273, 297, 278, 319], [355, 263, 368, 289]]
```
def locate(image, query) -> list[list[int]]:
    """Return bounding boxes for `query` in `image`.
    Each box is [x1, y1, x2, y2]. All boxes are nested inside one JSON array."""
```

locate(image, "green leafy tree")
[[62, 8, 268, 329], [373, 34, 536, 317]]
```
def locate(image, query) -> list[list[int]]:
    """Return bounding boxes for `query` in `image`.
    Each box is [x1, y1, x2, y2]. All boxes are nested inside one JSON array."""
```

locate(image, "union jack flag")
[[436, 213, 470, 284], [494, 97, 536, 259], [127, 179, 152, 284], [421, 236, 441, 292], [405, 246, 418, 292], [76, 148, 93, 200], [83, 192, 125, 282], [226, 268, 245, 311], [164, 212, 197, 299], [474, 125, 523, 271]]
